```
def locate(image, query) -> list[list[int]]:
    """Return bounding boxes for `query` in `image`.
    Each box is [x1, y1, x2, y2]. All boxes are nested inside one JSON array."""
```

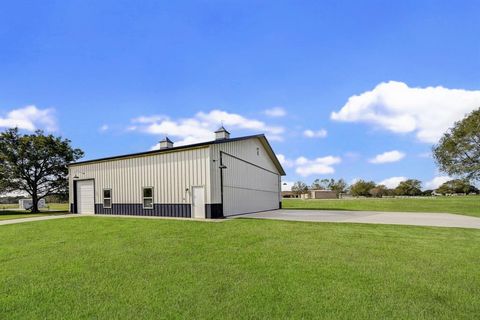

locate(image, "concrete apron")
[[234, 209, 480, 229]]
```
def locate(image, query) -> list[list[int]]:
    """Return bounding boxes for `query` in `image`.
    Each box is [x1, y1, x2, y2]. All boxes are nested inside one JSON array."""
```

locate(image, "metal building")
[[68, 128, 285, 219]]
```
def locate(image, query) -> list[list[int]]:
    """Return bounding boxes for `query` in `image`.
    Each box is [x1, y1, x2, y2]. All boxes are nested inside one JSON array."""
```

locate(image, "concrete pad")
[[235, 209, 480, 229]]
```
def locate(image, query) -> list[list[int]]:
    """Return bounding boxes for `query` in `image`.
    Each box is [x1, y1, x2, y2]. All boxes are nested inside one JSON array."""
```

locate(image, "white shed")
[[68, 128, 285, 218]]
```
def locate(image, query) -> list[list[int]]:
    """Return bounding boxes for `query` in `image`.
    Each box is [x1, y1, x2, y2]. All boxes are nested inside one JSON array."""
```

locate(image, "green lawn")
[[0, 203, 69, 211], [283, 196, 480, 217], [0, 211, 57, 221], [1, 217, 479, 319], [0, 203, 69, 221]]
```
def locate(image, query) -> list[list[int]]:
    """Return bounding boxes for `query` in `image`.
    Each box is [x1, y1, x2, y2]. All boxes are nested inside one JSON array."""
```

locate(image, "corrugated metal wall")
[[68, 147, 211, 207], [209, 138, 282, 215], [222, 153, 280, 215]]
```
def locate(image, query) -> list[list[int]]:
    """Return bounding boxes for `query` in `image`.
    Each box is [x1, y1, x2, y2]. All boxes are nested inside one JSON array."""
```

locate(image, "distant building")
[[301, 190, 338, 200], [281, 191, 300, 198]]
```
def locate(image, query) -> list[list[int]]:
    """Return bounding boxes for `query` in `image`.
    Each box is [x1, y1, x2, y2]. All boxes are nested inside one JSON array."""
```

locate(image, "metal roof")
[[69, 134, 286, 175]]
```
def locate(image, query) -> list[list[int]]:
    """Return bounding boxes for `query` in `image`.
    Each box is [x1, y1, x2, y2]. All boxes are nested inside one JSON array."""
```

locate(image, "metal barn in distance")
[[68, 127, 286, 219]]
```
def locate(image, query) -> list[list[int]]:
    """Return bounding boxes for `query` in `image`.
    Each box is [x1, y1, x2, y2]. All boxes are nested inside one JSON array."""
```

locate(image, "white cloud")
[[99, 124, 109, 132], [294, 156, 341, 177], [350, 178, 361, 185], [129, 109, 285, 147], [331, 81, 480, 143], [303, 129, 328, 138], [264, 107, 286, 117], [378, 176, 407, 189], [425, 176, 451, 190], [418, 152, 432, 158], [0, 105, 57, 132], [281, 181, 294, 191], [276, 154, 342, 177], [277, 154, 294, 168], [369, 150, 405, 164]]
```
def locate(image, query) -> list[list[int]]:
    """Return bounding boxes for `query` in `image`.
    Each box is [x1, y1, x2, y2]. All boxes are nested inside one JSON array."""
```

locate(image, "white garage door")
[[222, 154, 280, 216], [76, 180, 95, 214]]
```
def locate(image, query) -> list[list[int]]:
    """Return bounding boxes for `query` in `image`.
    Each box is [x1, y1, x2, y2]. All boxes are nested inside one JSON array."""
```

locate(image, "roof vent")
[[159, 136, 173, 150], [214, 126, 230, 140]]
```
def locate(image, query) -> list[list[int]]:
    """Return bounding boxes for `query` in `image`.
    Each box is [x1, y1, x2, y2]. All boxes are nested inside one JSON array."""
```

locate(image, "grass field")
[[0, 212, 61, 221], [1, 217, 479, 319], [0, 203, 69, 211], [283, 196, 480, 217], [0, 203, 69, 221]]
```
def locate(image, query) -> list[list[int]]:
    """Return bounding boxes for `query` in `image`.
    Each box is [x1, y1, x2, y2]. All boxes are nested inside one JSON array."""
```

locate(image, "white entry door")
[[192, 186, 205, 219], [76, 180, 95, 214]]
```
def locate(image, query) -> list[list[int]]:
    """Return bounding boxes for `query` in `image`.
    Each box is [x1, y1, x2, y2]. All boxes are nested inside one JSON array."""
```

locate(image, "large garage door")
[[222, 153, 280, 216], [76, 180, 95, 214]]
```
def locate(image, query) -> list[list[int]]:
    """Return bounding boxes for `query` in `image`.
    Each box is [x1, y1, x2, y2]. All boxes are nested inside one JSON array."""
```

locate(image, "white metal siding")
[[222, 153, 280, 216], [68, 147, 210, 208], [209, 138, 281, 215]]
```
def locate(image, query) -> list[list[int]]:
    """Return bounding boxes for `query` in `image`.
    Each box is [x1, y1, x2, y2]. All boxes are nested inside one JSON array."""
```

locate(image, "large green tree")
[[291, 181, 308, 196], [0, 128, 83, 212], [436, 179, 479, 195], [311, 178, 348, 195], [395, 179, 422, 196], [433, 108, 480, 181], [311, 178, 330, 190], [349, 180, 376, 197]]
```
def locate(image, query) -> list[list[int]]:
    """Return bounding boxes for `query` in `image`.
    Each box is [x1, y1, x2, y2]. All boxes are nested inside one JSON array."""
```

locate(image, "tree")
[[291, 181, 308, 196], [350, 180, 376, 197], [436, 179, 479, 195], [311, 178, 330, 190], [395, 179, 422, 196], [433, 108, 480, 181], [369, 184, 388, 198], [329, 179, 348, 195], [311, 178, 348, 196], [0, 128, 83, 212]]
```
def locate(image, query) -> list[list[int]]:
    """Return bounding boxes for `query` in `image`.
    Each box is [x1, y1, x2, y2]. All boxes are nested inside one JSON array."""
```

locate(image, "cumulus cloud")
[[264, 107, 286, 117], [369, 150, 405, 164], [281, 181, 295, 191], [277, 154, 294, 168], [424, 176, 451, 190], [295, 156, 341, 177], [378, 176, 407, 189], [303, 129, 328, 138], [276, 154, 341, 177], [331, 81, 480, 143], [0, 105, 57, 132], [130, 109, 285, 147]]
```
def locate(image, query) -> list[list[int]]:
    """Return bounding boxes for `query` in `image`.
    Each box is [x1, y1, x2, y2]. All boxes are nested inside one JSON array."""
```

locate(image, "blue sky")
[[1, 0, 480, 190]]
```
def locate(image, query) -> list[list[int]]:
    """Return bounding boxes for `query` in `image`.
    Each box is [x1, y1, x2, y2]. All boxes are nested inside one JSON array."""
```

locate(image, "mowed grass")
[[1, 217, 479, 319], [0, 203, 69, 221], [283, 196, 480, 217], [0, 212, 60, 221]]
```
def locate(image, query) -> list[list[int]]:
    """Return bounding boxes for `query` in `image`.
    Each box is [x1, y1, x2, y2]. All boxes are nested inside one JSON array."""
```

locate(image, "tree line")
[[291, 108, 480, 198], [291, 178, 478, 198]]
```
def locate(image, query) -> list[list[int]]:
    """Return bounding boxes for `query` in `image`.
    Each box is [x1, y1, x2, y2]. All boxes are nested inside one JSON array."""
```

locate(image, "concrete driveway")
[[234, 209, 480, 229]]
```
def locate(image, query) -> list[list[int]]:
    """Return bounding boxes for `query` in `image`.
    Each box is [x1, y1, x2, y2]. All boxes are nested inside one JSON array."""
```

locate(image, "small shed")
[[19, 199, 46, 210]]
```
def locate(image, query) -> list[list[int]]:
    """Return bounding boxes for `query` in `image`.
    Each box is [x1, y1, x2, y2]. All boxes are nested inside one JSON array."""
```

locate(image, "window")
[[256, 147, 260, 156], [143, 187, 154, 209], [103, 189, 112, 208]]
